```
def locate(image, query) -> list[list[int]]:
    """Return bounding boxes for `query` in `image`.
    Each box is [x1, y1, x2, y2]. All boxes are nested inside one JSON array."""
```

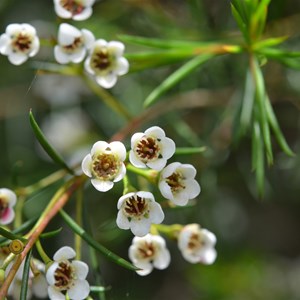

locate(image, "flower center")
[[0, 198, 8, 218], [135, 137, 160, 162], [63, 36, 83, 52], [124, 196, 149, 218], [11, 33, 33, 53], [166, 172, 185, 193], [54, 261, 74, 290], [92, 151, 120, 180], [60, 0, 84, 15], [187, 232, 204, 252], [91, 48, 112, 72], [138, 242, 155, 259]]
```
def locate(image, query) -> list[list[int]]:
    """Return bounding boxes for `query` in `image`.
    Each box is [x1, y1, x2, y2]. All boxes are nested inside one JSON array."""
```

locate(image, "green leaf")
[[31, 62, 81, 76], [0, 226, 27, 243], [265, 97, 295, 156], [144, 54, 214, 107], [252, 58, 273, 165], [252, 121, 265, 197], [59, 209, 138, 271], [119, 34, 204, 49], [175, 147, 206, 155], [231, 3, 249, 42], [0, 218, 36, 245], [40, 228, 63, 239], [29, 110, 74, 174], [20, 249, 32, 300], [254, 36, 288, 50]]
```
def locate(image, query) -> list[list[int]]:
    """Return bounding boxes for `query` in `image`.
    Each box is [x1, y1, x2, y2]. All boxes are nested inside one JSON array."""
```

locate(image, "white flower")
[[7, 258, 48, 300], [116, 191, 164, 237], [129, 126, 175, 171], [0, 23, 39, 65], [54, 23, 95, 64], [178, 224, 217, 265], [159, 162, 201, 206], [46, 246, 89, 300], [84, 39, 129, 88], [81, 141, 127, 192], [0, 188, 16, 225], [53, 0, 95, 21], [129, 234, 171, 276]]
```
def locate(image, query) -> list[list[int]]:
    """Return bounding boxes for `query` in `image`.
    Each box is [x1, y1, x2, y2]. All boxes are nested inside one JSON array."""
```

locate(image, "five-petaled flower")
[[177, 224, 217, 265], [129, 126, 175, 171], [84, 39, 129, 88], [0, 188, 17, 225], [0, 23, 39, 65], [54, 23, 95, 64], [159, 162, 201, 206], [81, 141, 127, 192], [53, 0, 95, 21], [46, 246, 89, 300], [129, 234, 171, 276], [116, 191, 164, 237]]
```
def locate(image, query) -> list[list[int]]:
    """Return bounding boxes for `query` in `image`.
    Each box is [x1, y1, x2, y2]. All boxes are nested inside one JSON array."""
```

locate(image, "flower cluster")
[[0, 0, 128, 88], [81, 125, 216, 276]]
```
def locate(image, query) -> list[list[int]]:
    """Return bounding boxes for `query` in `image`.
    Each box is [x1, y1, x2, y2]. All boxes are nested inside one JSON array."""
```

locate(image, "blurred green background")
[[1, 0, 300, 299]]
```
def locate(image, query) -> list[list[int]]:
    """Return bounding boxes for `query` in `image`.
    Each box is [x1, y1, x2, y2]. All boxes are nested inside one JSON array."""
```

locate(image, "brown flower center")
[[12, 33, 33, 53], [0, 198, 8, 218], [54, 261, 74, 290], [60, 0, 84, 15], [91, 48, 111, 71], [135, 137, 160, 162], [63, 36, 83, 52], [138, 242, 155, 259], [92, 151, 120, 180], [124, 195, 149, 218], [166, 172, 185, 193], [187, 233, 204, 252]]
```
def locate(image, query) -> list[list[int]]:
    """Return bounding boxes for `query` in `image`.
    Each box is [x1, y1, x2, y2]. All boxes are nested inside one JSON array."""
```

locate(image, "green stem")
[[75, 188, 83, 260], [35, 239, 52, 265], [153, 224, 183, 239], [126, 163, 159, 184]]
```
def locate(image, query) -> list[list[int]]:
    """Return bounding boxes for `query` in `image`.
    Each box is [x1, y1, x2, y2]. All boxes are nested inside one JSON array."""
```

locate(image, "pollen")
[[12, 33, 32, 53], [54, 261, 74, 290], [60, 0, 84, 15], [124, 196, 149, 217], [63, 36, 83, 52], [0, 198, 8, 218], [91, 48, 111, 71], [138, 242, 155, 259], [166, 172, 185, 193], [92, 153, 120, 180], [135, 137, 160, 161]]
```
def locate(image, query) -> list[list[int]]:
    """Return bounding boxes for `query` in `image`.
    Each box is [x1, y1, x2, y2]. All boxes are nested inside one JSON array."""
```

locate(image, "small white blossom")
[[116, 191, 164, 237], [84, 39, 129, 88], [0, 188, 16, 225], [178, 224, 217, 265], [46, 246, 89, 300], [129, 126, 176, 171], [0, 23, 39, 65], [129, 234, 171, 276], [54, 23, 95, 64], [159, 162, 201, 206], [53, 0, 95, 21], [81, 141, 127, 192]]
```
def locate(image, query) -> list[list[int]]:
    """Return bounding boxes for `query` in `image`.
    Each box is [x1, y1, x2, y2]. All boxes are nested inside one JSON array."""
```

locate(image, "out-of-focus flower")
[[84, 39, 129, 88], [159, 162, 201, 206], [129, 234, 170, 276], [54, 23, 95, 64], [53, 0, 95, 21], [116, 191, 164, 237], [178, 224, 217, 264], [46, 246, 89, 300], [129, 126, 175, 171], [82, 141, 126, 192], [0, 23, 39, 65], [7, 258, 48, 300], [0, 188, 16, 225]]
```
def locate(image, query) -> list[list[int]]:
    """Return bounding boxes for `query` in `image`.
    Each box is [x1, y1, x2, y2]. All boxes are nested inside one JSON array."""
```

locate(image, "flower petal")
[[146, 158, 167, 171], [82, 29, 95, 49], [72, 260, 89, 280], [113, 163, 126, 182], [130, 132, 144, 147], [158, 181, 174, 201], [116, 210, 130, 230], [46, 262, 59, 285], [81, 154, 92, 177], [0, 188, 17, 207], [145, 126, 166, 139], [95, 73, 118, 89], [153, 247, 171, 270], [8, 52, 28, 65], [160, 137, 176, 159], [48, 286, 65, 300], [129, 151, 147, 168], [54, 46, 70, 64], [91, 179, 114, 192], [0, 208, 15, 225], [91, 141, 109, 156], [53, 246, 76, 261], [109, 141, 127, 161], [58, 23, 81, 45], [149, 202, 164, 224], [107, 41, 125, 57], [73, 7, 93, 21], [130, 219, 151, 237], [68, 279, 90, 299], [200, 248, 217, 265]]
